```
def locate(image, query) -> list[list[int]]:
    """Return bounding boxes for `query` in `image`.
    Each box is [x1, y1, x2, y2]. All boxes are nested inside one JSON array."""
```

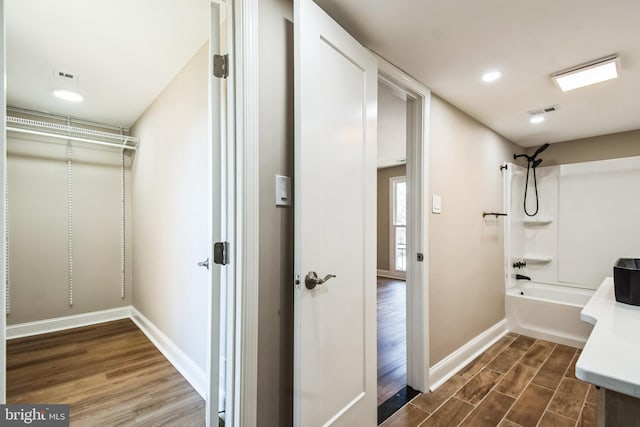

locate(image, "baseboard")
[[6, 306, 132, 339], [377, 269, 406, 280], [507, 324, 586, 349], [428, 319, 507, 391], [130, 307, 207, 399]]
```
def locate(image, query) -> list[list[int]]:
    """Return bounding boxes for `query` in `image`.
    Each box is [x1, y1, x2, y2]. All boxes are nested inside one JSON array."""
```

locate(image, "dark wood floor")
[[378, 277, 407, 405], [381, 333, 597, 427], [7, 319, 205, 426]]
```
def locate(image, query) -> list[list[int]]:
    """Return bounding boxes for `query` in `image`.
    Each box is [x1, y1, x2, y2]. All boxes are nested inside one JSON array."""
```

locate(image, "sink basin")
[[614, 259, 640, 306]]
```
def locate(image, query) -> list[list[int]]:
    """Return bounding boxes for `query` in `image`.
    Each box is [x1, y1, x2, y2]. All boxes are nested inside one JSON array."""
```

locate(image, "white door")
[[294, 0, 378, 425]]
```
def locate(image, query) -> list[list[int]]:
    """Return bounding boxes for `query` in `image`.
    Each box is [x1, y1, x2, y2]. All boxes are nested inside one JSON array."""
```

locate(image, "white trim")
[[376, 269, 406, 280], [428, 320, 508, 391], [130, 307, 207, 399], [233, 0, 259, 425], [0, 0, 6, 403], [377, 55, 431, 392], [6, 306, 132, 340], [206, 2, 226, 426]]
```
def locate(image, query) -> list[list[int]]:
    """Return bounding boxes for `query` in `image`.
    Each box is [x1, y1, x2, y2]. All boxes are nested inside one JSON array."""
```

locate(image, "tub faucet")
[[515, 274, 531, 281]]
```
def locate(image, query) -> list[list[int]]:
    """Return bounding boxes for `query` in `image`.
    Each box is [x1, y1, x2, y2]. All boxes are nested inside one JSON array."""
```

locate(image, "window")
[[390, 177, 407, 272]]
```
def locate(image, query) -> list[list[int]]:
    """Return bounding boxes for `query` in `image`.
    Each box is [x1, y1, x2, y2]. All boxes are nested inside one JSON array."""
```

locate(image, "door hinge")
[[213, 242, 229, 265], [213, 54, 229, 79]]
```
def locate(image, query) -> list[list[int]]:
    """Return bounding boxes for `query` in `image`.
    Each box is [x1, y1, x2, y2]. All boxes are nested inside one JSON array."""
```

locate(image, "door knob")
[[198, 258, 210, 270], [305, 271, 336, 290]]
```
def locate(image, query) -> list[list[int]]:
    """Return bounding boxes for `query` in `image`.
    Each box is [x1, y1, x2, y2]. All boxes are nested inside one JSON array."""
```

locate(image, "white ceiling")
[[316, 0, 640, 147], [6, 0, 208, 128]]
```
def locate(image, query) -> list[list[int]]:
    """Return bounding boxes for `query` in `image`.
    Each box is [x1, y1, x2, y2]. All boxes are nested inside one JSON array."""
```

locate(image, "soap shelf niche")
[[523, 255, 553, 264], [523, 217, 553, 226]]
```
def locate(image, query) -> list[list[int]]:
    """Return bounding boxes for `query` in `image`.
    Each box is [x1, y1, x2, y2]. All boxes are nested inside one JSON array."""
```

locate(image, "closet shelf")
[[523, 255, 553, 264], [523, 217, 553, 226]]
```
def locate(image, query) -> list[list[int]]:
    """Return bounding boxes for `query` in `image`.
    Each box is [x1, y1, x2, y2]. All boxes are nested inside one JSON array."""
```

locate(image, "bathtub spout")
[[516, 274, 531, 281]]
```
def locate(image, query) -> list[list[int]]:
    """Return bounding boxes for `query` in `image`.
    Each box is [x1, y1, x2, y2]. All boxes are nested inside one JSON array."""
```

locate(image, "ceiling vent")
[[53, 70, 79, 84], [528, 104, 559, 116]]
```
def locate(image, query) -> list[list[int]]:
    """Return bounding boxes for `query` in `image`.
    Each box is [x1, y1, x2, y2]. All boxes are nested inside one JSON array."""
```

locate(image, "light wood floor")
[[378, 277, 407, 405], [7, 319, 205, 426], [381, 333, 596, 427]]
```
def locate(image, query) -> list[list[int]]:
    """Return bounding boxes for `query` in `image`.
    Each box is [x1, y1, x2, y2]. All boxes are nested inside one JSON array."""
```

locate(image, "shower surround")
[[503, 155, 640, 345]]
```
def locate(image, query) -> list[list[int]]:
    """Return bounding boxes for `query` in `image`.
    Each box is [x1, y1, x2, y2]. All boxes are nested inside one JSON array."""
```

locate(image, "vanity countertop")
[[576, 277, 640, 397]]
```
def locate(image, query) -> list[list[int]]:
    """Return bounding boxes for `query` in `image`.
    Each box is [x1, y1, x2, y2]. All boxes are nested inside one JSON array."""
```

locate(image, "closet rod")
[[6, 127, 138, 151], [8, 106, 130, 133]]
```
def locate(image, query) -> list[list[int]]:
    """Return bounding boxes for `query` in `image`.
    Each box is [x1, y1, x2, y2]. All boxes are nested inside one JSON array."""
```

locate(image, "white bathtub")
[[506, 282, 594, 348]]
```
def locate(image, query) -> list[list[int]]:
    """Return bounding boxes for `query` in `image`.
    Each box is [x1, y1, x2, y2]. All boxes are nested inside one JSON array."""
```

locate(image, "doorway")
[[376, 80, 410, 408], [376, 58, 432, 424], [1, 1, 230, 425]]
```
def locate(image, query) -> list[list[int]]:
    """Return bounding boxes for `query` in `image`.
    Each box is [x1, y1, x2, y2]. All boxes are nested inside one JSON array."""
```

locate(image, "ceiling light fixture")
[[53, 89, 83, 102], [530, 115, 545, 124], [482, 71, 502, 83], [552, 55, 620, 92]]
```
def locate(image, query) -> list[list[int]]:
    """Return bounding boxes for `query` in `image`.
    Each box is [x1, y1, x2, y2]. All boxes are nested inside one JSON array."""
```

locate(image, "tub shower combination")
[[502, 152, 640, 348], [506, 281, 593, 348]]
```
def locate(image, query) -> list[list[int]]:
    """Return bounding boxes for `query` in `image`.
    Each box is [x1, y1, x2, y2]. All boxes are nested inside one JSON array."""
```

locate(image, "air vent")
[[528, 104, 559, 116], [53, 69, 79, 84]]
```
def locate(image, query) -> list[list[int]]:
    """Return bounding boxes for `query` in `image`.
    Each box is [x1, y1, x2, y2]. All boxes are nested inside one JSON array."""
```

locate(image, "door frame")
[[377, 57, 431, 392], [207, 1, 234, 426], [0, 0, 7, 404], [230, 0, 260, 425], [230, 7, 432, 424]]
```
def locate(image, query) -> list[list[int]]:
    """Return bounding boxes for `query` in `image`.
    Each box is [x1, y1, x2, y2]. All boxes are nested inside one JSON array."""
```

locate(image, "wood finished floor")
[[378, 277, 407, 405], [381, 333, 597, 427], [7, 319, 205, 426]]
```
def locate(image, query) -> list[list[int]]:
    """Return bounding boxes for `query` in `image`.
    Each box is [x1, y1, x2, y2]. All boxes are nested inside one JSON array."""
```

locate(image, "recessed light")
[[530, 115, 545, 124], [53, 89, 83, 102], [482, 71, 502, 83], [552, 55, 620, 92]]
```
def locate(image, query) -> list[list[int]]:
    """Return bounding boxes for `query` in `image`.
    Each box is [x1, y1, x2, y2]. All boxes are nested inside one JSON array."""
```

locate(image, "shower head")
[[533, 159, 543, 168], [532, 143, 550, 159], [514, 143, 549, 163]]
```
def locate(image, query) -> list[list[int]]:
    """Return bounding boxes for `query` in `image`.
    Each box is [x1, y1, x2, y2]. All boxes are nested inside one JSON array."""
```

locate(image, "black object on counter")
[[614, 258, 640, 306]]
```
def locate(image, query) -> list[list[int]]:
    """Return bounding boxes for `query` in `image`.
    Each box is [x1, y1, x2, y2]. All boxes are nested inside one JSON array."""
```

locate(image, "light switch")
[[432, 195, 442, 214], [275, 175, 291, 207]]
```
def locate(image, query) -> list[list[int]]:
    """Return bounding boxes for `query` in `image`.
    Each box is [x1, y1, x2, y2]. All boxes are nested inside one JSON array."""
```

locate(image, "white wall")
[[378, 82, 406, 168], [7, 137, 133, 324], [131, 43, 210, 372]]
